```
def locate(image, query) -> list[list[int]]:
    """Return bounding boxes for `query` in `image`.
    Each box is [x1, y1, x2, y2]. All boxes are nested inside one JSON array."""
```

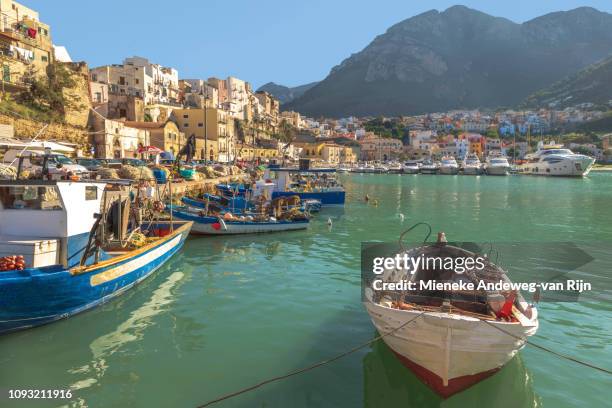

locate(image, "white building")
[[90, 56, 179, 105]]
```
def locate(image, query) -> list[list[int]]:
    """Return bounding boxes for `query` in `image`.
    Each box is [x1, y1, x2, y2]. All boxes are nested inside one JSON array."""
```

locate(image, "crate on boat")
[[0, 236, 59, 268]]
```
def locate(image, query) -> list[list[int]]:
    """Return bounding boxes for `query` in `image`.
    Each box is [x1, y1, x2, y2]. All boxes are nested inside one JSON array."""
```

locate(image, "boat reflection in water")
[[363, 339, 540, 407], [67, 270, 186, 395]]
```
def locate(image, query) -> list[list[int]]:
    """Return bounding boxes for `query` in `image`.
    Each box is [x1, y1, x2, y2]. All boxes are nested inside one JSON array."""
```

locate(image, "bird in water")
[[398, 213, 405, 222], [327, 217, 333, 227], [364, 194, 370, 202]]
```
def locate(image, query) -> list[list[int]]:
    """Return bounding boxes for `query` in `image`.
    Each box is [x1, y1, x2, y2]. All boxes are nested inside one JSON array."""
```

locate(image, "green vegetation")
[[0, 63, 82, 123], [578, 112, 612, 133], [364, 117, 409, 140]]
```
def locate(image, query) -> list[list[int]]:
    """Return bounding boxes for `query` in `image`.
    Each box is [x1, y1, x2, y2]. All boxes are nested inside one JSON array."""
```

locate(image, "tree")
[[17, 62, 78, 119], [486, 128, 500, 139]]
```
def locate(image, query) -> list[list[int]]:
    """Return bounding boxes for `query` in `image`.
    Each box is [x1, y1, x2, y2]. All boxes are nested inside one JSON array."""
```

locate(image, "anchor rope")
[[196, 311, 426, 407], [196, 309, 611, 407], [481, 319, 612, 375]]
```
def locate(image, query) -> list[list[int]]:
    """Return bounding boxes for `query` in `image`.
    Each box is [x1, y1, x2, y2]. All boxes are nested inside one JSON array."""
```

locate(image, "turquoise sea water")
[[1, 173, 611, 407]]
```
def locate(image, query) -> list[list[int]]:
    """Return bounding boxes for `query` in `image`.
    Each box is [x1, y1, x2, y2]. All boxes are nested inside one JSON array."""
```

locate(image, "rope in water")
[[481, 319, 612, 375], [197, 308, 611, 407], [196, 311, 426, 407]]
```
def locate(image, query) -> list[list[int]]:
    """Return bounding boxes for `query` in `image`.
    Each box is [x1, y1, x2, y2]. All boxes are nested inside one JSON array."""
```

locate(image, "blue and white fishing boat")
[[264, 166, 345, 206], [169, 206, 309, 235], [0, 179, 192, 334]]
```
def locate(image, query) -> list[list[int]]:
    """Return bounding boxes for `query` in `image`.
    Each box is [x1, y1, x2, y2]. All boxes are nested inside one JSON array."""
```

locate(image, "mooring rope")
[[196, 311, 426, 408], [481, 319, 612, 375], [196, 308, 611, 407]]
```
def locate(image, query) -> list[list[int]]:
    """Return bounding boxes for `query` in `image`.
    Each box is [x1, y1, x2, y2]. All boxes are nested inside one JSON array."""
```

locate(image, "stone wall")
[[0, 113, 90, 153]]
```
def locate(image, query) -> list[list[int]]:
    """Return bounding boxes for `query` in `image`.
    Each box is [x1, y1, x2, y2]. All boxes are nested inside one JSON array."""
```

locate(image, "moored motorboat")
[[363, 229, 538, 398], [265, 166, 345, 206], [387, 162, 403, 174], [462, 153, 483, 175], [517, 144, 595, 177], [420, 159, 439, 175], [169, 205, 309, 235], [439, 157, 459, 175], [485, 156, 511, 176], [402, 161, 421, 174]]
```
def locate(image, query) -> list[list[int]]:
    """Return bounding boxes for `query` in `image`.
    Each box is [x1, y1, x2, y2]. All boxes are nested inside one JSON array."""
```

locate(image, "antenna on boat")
[[398, 222, 432, 251]]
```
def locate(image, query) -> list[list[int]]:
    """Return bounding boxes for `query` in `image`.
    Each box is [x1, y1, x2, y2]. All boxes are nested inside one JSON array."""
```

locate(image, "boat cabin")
[[0, 180, 106, 268]]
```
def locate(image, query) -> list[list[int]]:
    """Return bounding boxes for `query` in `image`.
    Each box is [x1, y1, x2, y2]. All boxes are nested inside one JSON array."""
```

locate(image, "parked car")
[[75, 158, 104, 172], [99, 159, 122, 169], [2, 150, 89, 179], [121, 158, 147, 167]]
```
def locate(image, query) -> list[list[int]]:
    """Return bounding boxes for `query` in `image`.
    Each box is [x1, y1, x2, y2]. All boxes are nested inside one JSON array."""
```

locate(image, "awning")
[[138, 145, 163, 154]]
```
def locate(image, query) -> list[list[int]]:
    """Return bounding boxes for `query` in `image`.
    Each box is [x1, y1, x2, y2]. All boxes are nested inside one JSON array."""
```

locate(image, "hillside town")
[[0, 1, 611, 167]]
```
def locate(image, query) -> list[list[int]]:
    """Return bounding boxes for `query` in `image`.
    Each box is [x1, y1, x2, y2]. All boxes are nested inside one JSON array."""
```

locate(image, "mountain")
[[285, 6, 612, 117], [523, 56, 612, 108], [256, 81, 318, 104]]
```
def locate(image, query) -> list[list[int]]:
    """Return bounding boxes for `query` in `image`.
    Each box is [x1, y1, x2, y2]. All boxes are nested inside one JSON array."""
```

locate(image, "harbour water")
[[2, 173, 611, 407]]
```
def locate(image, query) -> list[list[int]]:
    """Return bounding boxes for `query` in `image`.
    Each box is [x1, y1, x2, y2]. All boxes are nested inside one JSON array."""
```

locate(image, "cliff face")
[[285, 6, 612, 117], [61, 62, 92, 128]]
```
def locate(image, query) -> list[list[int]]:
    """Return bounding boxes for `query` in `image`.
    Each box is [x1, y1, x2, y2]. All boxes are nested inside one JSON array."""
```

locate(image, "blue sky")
[[27, 1, 612, 89]]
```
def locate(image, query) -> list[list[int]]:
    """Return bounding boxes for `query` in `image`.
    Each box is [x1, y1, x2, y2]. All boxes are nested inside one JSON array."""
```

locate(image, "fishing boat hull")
[[170, 209, 309, 235], [0, 221, 192, 335], [272, 191, 345, 206], [364, 300, 538, 398]]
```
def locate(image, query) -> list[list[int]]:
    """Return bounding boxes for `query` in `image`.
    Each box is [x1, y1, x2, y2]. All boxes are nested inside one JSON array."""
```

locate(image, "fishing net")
[[0, 164, 17, 180]]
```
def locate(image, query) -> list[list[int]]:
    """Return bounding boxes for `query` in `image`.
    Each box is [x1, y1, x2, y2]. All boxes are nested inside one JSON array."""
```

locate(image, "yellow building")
[[124, 120, 184, 157], [0, 0, 53, 87], [235, 143, 279, 161], [172, 107, 235, 162]]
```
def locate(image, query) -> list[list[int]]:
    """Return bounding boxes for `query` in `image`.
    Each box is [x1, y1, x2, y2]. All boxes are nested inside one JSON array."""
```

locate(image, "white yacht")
[[420, 159, 439, 175], [439, 156, 459, 175], [485, 156, 511, 176], [402, 160, 421, 174], [518, 145, 595, 177], [462, 154, 483, 175], [387, 162, 403, 174]]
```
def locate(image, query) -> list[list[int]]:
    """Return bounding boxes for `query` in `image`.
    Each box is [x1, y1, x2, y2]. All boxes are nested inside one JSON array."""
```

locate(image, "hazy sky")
[[27, 1, 612, 88]]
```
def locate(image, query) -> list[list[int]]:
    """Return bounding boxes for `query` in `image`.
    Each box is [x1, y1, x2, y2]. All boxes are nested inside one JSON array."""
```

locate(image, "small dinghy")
[[364, 224, 538, 398]]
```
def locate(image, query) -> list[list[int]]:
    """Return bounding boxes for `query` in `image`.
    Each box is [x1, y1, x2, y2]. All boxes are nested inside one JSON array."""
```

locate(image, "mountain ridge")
[[256, 81, 318, 105], [284, 6, 612, 117]]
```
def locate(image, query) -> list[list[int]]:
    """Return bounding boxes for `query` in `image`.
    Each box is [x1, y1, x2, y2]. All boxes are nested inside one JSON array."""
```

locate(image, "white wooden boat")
[[364, 232, 538, 397]]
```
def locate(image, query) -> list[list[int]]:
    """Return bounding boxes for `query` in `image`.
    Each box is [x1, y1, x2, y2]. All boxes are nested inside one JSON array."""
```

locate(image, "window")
[[119, 109, 127, 117], [198, 123, 203, 127], [41, 55, 48, 62], [183, 114, 188, 118], [85, 186, 98, 201], [119, 76, 125, 85], [0, 186, 63, 210], [135, 78, 139, 84], [183, 123, 189, 127], [94, 92, 102, 102]]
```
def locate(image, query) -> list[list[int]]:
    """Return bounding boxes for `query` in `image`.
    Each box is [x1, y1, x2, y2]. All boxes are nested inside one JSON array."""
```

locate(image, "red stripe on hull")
[[391, 350, 500, 398]]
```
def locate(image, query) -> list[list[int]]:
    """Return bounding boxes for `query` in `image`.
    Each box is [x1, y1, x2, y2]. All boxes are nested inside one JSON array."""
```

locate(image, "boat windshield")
[[490, 158, 508, 164], [541, 149, 572, 155], [54, 155, 74, 164], [0, 185, 63, 210]]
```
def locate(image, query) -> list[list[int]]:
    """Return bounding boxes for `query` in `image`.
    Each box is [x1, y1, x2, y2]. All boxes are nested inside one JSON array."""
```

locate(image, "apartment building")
[[90, 56, 179, 105], [0, 0, 53, 86]]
